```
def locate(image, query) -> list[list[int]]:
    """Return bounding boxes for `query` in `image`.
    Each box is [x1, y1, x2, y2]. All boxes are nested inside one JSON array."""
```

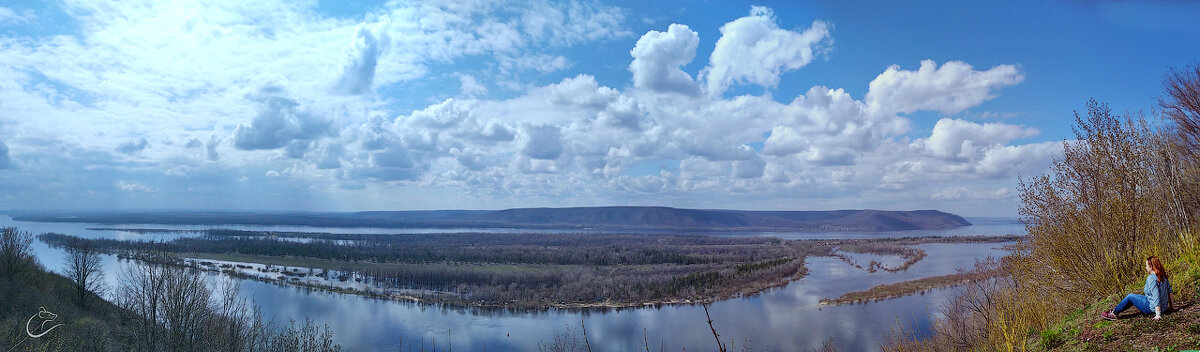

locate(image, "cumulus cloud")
[[760, 86, 906, 165], [285, 140, 311, 159], [334, 23, 388, 95], [313, 143, 343, 169], [733, 155, 766, 179], [866, 60, 1024, 115], [233, 93, 335, 151], [629, 24, 701, 95], [521, 124, 564, 160], [116, 137, 149, 154], [0, 2, 1053, 214], [916, 118, 1039, 159], [703, 6, 831, 95], [975, 142, 1060, 179], [350, 146, 426, 181], [761, 126, 807, 156]]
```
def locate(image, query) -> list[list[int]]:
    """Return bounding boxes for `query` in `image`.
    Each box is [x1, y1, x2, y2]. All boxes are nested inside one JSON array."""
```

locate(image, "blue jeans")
[[1114, 293, 1153, 315]]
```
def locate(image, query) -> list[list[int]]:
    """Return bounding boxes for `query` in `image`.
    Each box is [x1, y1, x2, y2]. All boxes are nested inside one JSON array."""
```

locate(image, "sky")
[[0, 0, 1197, 217]]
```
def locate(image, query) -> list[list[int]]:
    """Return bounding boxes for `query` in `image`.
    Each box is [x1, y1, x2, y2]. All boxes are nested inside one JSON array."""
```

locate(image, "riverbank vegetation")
[[1, 227, 342, 352], [39, 229, 1017, 309], [884, 67, 1200, 351]]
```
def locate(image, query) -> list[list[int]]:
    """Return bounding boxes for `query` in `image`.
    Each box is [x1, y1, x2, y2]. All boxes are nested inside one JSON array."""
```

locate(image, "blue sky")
[[0, 0, 1196, 216]]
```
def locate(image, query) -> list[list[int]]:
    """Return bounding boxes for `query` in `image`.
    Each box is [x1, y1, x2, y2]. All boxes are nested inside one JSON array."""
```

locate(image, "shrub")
[[1039, 328, 1064, 349]]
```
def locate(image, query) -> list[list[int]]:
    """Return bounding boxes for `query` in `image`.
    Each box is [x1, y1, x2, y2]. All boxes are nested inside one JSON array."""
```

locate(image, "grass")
[[1024, 293, 1200, 351]]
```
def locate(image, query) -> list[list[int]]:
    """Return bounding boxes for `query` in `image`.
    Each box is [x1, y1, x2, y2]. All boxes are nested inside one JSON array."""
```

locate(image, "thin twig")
[[644, 328, 651, 352], [581, 318, 592, 352], [703, 304, 726, 352]]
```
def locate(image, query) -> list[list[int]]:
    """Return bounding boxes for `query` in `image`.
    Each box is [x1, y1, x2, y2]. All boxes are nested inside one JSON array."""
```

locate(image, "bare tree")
[[64, 239, 106, 308], [0, 227, 34, 280], [117, 253, 171, 350], [1160, 64, 1200, 230], [537, 325, 588, 352], [1017, 100, 1181, 300], [1, 227, 34, 308], [1162, 64, 1200, 159], [116, 253, 342, 352]]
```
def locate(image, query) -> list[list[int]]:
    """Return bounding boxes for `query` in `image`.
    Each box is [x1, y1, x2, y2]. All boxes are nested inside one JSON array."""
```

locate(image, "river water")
[[3, 215, 1021, 351]]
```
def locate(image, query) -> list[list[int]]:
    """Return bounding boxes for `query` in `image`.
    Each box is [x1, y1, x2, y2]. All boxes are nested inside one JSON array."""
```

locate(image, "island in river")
[[41, 226, 1016, 310]]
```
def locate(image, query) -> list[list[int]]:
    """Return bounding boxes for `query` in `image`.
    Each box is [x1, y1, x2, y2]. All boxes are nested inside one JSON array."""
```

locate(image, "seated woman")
[[1101, 256, 1173, 320]]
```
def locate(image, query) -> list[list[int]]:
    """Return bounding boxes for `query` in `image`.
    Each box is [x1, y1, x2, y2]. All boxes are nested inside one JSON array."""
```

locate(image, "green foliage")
[[1039, 328, 1065, 349], [1170, 250, 1200, 300]]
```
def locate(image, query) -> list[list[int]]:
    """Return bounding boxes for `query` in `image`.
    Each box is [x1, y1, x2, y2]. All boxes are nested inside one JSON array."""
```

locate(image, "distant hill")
[[7, 207, 971, 232]]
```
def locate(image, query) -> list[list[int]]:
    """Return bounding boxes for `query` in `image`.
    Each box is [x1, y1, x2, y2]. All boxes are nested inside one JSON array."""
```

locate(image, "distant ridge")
[[7, 207, 971, 232]]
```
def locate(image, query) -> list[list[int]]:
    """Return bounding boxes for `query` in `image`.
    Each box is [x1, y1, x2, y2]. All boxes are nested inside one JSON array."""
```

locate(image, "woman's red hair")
[[1147, 256, 1169, 282]]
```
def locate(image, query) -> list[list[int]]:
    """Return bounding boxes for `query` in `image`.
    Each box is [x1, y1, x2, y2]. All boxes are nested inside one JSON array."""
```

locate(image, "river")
[[3, 215, 1021, 351]]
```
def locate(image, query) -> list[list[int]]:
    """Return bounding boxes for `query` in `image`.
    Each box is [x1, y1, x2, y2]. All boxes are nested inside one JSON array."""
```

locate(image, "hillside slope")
[[1033, 295, 1200, 351]]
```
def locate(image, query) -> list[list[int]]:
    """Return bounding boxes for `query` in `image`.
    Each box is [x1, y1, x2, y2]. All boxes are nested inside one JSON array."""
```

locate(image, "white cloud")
[[702, 6, 831, 95], [497, 54, 571, 75], [0, 7, 33, 25], [334, 22, 388, 95], [760, 86, 906, 165], [457, 74, 488, 97], [233, 93, 335, 151], [0, 2, 1054, 215], [629, 23, 701, 95], [520, 124, 564, 160], [915, 118, 1039, 159], [931, 187, 1011, 200], [866, 60, 1024, 115], [975, 142, 1060, 179], [733, 155, 765, 179], [517, 0, 631, 46]]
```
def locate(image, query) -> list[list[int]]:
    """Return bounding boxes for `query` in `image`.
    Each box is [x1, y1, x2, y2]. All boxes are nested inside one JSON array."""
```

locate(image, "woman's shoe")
[[1101, 311, 1118, 321]]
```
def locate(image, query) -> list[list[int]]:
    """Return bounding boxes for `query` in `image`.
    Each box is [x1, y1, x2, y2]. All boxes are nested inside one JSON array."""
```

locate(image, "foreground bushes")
[[0, 227, 341, 352], [885, 67, 1200, 351]]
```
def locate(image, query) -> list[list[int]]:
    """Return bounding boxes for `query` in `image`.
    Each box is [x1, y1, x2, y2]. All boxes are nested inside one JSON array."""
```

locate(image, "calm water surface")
[[3, 215, 1018, 351]]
